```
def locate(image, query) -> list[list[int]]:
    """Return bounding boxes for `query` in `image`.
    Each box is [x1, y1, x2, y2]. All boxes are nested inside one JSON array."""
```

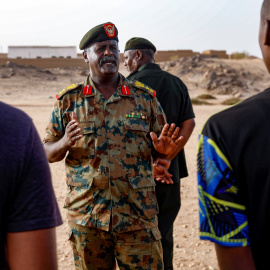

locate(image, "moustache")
[[99, 56, 118, 66]]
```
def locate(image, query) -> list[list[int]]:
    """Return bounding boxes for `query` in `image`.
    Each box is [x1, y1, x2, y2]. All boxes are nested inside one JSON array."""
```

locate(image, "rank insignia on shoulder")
[[56, 83, 81, 100], [126, 112, 147, 120], [133, 80, 156, 98], [83, 85, 93, 95], [121, 85, 130, 95]]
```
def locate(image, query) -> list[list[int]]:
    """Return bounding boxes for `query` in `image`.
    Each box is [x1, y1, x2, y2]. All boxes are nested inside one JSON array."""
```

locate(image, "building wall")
[[8, 46, 77, 59], [0, 53, 7, 59], [119, 49, 228, 62], [0, 49, 231, 68]]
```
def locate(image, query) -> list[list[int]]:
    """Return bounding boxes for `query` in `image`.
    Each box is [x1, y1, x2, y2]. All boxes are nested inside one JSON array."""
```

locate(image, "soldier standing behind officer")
[[43, 23, 182, 270], [124, 38, 195, 270]]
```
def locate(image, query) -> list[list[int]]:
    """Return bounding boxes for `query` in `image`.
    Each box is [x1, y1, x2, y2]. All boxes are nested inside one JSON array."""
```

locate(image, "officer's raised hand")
[[63, 112, 82, 148], [150, 123, 183, 156]]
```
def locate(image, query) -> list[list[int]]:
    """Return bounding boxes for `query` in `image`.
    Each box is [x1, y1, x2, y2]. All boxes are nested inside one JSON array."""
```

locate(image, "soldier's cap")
[[124, 37, 156, 53], [79, 22, 118, 50]]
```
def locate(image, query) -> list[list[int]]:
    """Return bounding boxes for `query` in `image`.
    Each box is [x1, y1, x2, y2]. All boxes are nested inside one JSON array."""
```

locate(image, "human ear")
[[136, 50, 143, 60], [82, 51, 89, 63], [264, 20, 270, 45]]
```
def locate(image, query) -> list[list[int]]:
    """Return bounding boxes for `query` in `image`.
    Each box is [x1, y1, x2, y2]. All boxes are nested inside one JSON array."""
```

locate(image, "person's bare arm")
[[44, 114, 82, 163], [215, 244, 256, 270], [7, 228, 58, 270]]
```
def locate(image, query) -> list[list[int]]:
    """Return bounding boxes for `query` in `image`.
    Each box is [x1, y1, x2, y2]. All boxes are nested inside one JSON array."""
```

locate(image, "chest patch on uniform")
[[121, 85, 130, 95], [126, 112, 147, 120], [83, 85, 93, 95], [133, 80, 156, 98], [56, 83, 81, 100]]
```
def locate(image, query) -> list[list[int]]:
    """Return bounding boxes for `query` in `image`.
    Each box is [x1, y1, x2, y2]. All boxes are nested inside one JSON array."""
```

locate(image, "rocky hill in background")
[[159, 55, 269, 98]]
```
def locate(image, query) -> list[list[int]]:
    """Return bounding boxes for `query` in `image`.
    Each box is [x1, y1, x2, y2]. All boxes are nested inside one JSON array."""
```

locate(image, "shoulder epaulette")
[[56, 83, 82, 100], [133, 80, 156, 98]]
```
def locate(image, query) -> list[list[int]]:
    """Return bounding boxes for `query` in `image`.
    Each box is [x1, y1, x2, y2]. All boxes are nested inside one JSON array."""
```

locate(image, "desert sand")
[[1, 57, 269, 270]]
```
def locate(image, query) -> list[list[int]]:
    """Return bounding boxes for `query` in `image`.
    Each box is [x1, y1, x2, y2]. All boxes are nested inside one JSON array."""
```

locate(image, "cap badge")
[[104, 23, 116, 38]]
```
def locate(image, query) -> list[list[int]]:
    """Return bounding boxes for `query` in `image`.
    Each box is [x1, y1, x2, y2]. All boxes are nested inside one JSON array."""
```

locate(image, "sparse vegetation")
[[170, 55, 179, 61], [231, 51, 250, 59], [197, 94, 216, 100], [191, 98, 212, 105], [221, 97, 242, 105]]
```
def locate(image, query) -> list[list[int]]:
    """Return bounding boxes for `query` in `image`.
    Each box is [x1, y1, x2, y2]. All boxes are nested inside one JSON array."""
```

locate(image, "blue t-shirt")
[[0, 102, 62, 269]]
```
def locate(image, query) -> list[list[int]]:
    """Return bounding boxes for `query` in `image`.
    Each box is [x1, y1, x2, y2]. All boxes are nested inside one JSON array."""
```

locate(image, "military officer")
[[124, 37, 195, 270], [43, 23, 182, 270]]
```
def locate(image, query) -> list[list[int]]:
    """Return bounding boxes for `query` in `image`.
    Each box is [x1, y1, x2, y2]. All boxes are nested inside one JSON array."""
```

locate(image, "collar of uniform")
[[138, 63, 161, 72], [80, 74, 96, 99], [106, 73, 135, 104]]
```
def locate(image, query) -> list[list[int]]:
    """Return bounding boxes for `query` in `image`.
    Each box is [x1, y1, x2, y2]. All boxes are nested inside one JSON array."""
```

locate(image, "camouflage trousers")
[[68, 221, 164, 270]]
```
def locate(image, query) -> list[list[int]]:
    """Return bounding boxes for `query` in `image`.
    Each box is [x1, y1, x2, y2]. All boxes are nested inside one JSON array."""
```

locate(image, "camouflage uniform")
[[44, 74, 166, 269]]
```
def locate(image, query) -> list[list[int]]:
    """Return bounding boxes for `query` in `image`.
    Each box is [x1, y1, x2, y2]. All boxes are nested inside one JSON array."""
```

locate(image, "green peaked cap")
[[124, 37, 156, 52], [79, 22, 118, 50]]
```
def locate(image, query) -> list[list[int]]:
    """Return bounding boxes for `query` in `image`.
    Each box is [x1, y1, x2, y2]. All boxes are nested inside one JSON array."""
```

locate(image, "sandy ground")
[[1, 60, 268, 269]]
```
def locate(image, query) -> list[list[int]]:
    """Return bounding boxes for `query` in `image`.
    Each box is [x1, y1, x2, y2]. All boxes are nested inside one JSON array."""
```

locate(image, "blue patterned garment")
[[197, 133, 250, 247]]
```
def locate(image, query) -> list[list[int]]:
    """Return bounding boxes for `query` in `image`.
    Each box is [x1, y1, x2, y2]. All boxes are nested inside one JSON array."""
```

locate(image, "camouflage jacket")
[[44, 73, 167, 233]]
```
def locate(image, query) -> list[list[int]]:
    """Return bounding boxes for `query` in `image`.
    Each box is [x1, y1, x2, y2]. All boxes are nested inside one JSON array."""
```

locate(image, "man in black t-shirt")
[[0, 101, 62, 270], [124, 38, 195, 270], [197, 1, 270, 269]]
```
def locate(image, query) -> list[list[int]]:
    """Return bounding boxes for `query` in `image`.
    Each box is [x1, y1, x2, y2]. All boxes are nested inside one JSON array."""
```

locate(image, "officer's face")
[[84, 40, 120, 78], [123, 50, 138, 74]]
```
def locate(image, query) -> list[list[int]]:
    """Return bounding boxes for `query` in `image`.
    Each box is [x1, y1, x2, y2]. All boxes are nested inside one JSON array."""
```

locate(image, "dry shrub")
[[191, 98, 211, 105], [221, 97, 242, 105], [197, 94, 216, 100]]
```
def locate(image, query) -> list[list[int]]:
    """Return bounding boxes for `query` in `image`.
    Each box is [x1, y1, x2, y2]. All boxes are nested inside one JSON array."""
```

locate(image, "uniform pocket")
[[124, 119, 150, 156], [124, 119, 152, 179], [128, 177, 158, 220], [69, 121, 95, 159], [64, 181, 94, 211]]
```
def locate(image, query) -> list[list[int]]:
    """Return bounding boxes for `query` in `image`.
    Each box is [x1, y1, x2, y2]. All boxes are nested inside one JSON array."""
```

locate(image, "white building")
[[8, 46, 77, 59]]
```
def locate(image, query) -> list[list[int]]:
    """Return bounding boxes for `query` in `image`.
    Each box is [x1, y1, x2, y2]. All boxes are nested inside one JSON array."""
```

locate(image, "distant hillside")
[[159, 55, 269, 98]]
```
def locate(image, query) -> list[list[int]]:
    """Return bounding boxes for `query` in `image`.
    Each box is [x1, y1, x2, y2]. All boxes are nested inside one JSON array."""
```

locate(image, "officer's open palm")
[[150, 123, 183, 156], [63, 112, 82, 147]]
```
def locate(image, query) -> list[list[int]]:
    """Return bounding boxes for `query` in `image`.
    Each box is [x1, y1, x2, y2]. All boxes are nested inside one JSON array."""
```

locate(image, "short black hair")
[[262, 0, 270, 20]]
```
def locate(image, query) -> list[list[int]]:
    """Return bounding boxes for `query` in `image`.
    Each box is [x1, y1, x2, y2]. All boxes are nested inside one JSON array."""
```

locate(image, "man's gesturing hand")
[[63, 112, 82, 148], [150, 123, 183, 156]]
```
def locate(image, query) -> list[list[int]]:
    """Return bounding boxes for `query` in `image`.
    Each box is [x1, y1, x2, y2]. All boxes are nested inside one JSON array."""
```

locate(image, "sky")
[[0, 0, 263, 58]]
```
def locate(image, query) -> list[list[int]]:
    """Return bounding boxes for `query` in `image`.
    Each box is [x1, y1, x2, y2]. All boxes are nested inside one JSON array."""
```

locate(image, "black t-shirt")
[[127, 63, 195, 182], [0, 102, 62, 269], [198, 88, 270, 269]]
